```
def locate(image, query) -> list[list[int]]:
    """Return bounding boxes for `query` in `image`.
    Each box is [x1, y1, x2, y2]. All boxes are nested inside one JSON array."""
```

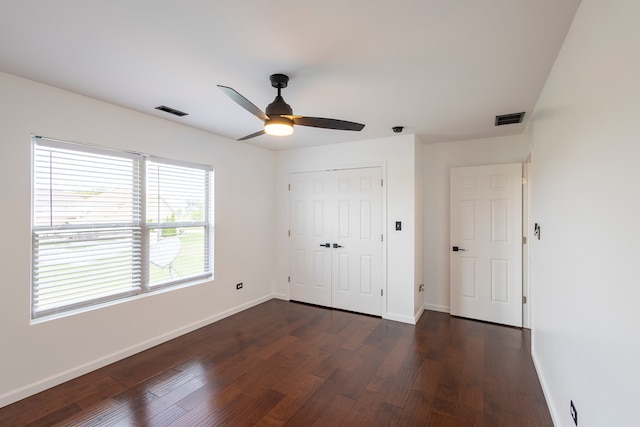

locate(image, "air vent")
[[155, 105, 188, 117], [495, 112, 525, 126]]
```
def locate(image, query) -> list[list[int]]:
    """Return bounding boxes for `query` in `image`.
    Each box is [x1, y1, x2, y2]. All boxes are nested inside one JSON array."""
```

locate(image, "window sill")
[[30, 275, 214, 325]]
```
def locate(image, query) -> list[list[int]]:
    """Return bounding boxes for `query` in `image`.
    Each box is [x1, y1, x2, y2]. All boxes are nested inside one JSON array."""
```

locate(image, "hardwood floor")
[[0, 300, 552, 426]]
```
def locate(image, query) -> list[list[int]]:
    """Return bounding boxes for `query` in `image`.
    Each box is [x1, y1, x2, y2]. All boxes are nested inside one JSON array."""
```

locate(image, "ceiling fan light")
[[265, 123, 293, 136], [264, 117, 294, 136]]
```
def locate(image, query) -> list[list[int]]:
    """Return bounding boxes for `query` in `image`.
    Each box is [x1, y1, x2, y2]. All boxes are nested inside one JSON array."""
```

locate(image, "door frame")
[[522, 157, 531, 328], [288, 162, 388, 317]]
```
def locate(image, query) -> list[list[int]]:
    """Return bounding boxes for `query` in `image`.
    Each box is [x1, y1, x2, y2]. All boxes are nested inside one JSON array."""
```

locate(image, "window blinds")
[[146, 158, 212, 289], [32, 138, 143, 317], [32, 137, 213, 319]]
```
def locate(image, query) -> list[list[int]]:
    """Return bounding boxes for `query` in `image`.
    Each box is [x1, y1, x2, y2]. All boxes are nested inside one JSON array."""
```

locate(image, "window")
[[32, 136, 213, 319], [146, 158, 212, 288]]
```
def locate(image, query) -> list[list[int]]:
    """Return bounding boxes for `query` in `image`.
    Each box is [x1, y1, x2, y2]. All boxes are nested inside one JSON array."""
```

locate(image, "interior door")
[[289, 168, 383, 316], [289, 171, 332, 307], [450, 163, 523, 327], [330, 168, 383, 316]]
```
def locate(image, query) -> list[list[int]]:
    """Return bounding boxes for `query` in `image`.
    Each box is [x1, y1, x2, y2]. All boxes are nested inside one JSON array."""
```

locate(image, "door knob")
[[333, 243, 343, 248], [452, 246, 466, 252], [319, 243, 330, 248]]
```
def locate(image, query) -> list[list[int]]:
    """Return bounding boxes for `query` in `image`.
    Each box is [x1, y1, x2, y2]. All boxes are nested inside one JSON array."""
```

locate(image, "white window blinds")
[[32, 137, 213, 319], [32, 138, 143, 317], [146, 158, 212, 289]]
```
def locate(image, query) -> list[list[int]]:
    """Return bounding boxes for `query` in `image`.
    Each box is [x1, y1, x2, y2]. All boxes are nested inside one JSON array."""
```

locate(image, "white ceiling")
[[0, 0, 581, 150]]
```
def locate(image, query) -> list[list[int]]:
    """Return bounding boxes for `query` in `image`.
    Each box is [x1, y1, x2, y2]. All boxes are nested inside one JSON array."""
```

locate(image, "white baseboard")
[[383, 312, 417, 324], [424, 303, 450, 313], [414, 306, 425, 323], [531, 347, 560, 427], [0, 293, 276, 409], [271, 293, 288, 301]]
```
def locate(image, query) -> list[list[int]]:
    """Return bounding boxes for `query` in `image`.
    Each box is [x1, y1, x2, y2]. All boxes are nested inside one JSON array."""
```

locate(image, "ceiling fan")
[[218, 74, 365, 141]]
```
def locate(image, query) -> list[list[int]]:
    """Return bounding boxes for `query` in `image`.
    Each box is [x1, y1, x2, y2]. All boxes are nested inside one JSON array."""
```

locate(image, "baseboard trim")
[[531, 346, 560, 427], [383, 312, 417, 324], [0, 293, 276, 409], [424, 303, 450, 314], [414, 306, 425, 323]]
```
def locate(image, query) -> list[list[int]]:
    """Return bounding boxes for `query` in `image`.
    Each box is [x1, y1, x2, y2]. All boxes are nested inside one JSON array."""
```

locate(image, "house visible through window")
[[31, 136, 213, 319]]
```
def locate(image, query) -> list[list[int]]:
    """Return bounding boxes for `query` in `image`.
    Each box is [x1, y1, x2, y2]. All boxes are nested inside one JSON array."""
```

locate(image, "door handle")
[[333, 243, 343, 248], [319, 243, 330, 248], [452, 246, 466, 252]]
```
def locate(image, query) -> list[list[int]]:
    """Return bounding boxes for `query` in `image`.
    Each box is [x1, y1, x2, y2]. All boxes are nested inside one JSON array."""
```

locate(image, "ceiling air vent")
[[495, 112, 525, 126], [155, 105, 188, 117]]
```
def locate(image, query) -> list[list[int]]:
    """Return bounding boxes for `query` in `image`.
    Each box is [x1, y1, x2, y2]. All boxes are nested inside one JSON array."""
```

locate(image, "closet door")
[[330, 168, 383, 316], [289, 168, 383, 316], [289, 171, 332, 307]]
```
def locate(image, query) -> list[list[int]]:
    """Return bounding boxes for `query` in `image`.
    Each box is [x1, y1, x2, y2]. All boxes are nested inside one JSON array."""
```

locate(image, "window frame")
[[31, 136, 214, 320]]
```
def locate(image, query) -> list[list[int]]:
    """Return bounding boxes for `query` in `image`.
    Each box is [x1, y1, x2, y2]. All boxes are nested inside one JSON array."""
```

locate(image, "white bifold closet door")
[[289, 168, 383, 316]]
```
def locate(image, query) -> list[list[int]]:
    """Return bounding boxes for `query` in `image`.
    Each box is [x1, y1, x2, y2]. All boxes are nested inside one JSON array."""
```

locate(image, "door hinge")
[[288, 230, 290, 237], [288, 184, 291, 191], [288, 276, 290, 283], [522, 295, 527, 304], [381, 179, 384, 187], [381, 234, 384, 242], [381, 289, 383, 296], [522, 177, 528, 185], [522, 236, 527, 244]]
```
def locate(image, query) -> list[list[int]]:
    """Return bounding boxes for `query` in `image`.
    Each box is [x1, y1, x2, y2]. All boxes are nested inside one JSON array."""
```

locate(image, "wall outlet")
[[570, 400, 578, 426], [236, 282, 243, 290]]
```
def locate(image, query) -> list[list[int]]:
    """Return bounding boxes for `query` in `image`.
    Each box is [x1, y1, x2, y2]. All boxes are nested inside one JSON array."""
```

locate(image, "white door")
[[330, 168, 383, 316], [289, 171, 332, 307], [289, 168, 383, 316], [450, 163, 523, 327]]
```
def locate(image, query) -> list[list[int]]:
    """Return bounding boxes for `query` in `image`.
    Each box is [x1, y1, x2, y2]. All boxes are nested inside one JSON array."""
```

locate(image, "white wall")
[[422, 135, 529, 312], [0, 72, 276, 406], [527, 0, 640, 425], [275, 135, 421, 323]]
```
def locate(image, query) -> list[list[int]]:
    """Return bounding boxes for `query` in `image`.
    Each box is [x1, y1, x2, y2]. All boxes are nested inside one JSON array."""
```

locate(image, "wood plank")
[[311, 393, 356, 427], [261, 374, 324, 424], [282, 368, 352, 426]]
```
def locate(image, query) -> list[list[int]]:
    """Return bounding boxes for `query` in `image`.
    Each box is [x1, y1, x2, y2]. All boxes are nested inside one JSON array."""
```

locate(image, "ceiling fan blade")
[[238, 130, 265, 141], [293, 117, 365, 131], [218, 85, 269, 121]]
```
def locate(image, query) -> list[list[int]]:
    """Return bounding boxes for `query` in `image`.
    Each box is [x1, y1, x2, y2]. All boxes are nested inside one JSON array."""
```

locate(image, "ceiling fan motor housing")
[[266, 95, 293, 117], [265, 75, 294, 131], [267, 74, 293, 117]]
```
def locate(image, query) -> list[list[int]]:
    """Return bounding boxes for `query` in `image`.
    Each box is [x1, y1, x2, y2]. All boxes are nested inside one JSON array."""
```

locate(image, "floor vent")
[[495, 112, 525, 126], [155, 105, 188, 117]]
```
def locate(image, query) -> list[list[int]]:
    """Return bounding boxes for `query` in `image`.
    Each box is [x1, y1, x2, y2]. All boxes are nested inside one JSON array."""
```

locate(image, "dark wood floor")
[[0, 300, 552, 426]]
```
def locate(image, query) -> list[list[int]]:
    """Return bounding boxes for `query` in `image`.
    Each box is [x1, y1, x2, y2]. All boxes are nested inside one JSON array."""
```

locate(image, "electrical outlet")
[[570, 400, 578, 426], [236, 282, 243, 290]]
